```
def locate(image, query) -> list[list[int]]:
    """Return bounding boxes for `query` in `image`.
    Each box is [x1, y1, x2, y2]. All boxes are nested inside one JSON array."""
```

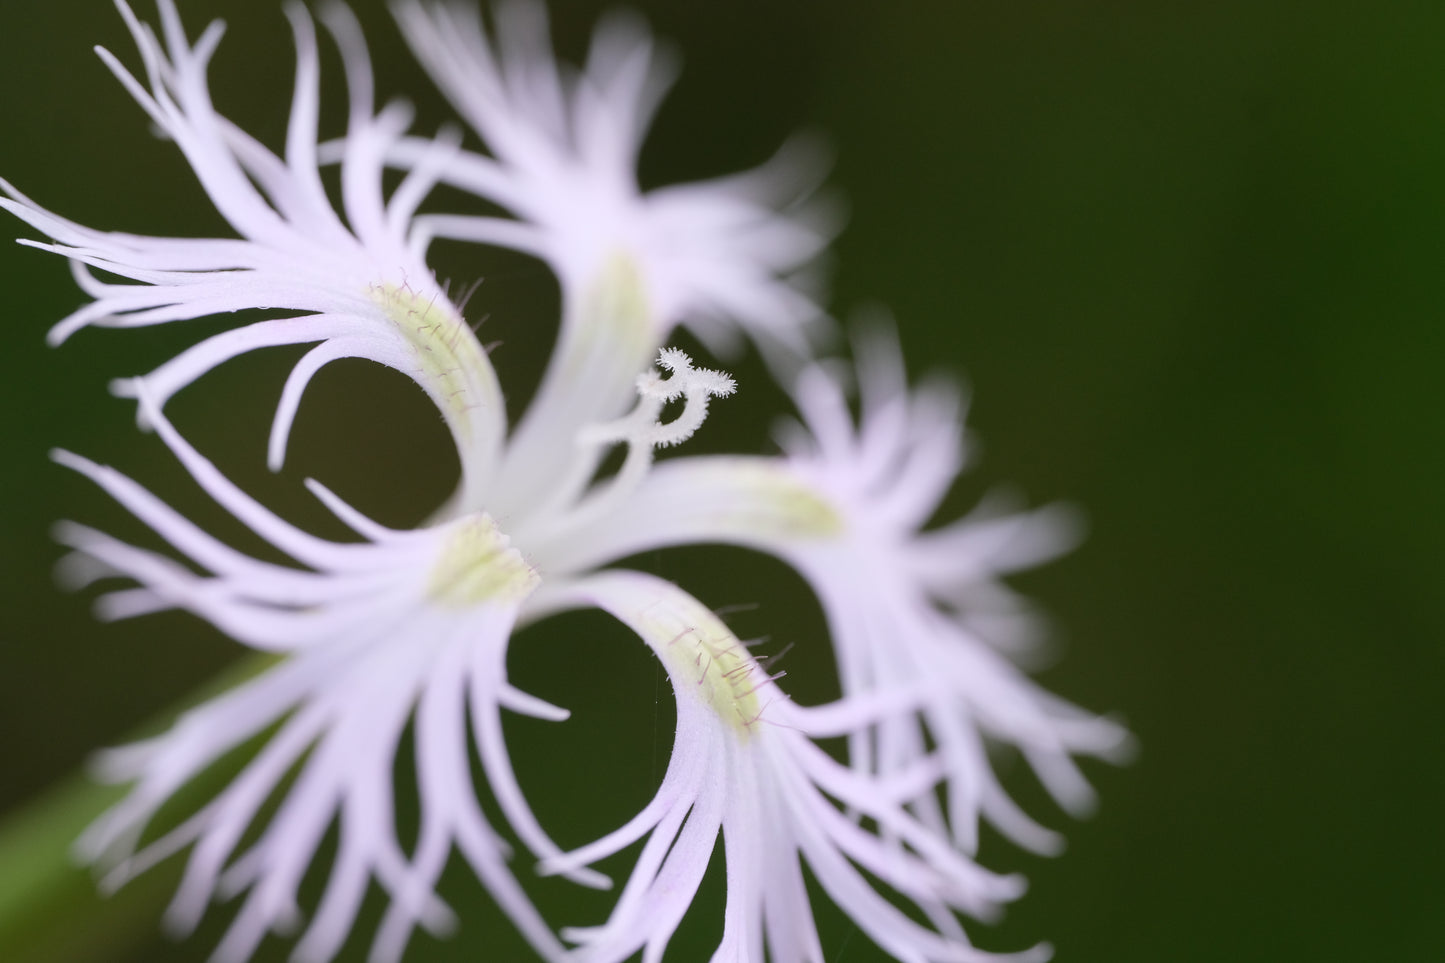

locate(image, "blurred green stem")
[[0, 774, 173, 963], [0, 654, 277, 963]]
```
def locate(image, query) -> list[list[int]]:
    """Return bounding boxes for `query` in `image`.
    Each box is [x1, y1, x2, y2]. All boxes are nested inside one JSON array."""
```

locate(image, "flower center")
[[427, 514, 540, 607]]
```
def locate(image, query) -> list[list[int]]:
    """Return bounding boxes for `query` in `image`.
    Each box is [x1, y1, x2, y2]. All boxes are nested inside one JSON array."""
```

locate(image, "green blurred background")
[[2, 0, 1443, 960]]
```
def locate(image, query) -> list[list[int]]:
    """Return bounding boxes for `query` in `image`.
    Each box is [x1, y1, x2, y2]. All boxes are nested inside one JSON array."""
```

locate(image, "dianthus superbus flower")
[[8, 2, 1127, 962]]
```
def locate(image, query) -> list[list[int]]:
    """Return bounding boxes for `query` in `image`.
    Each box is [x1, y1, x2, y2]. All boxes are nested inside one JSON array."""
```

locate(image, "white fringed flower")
[[17, 3, 1127, 962], [553, 329, 1133, 858], [0, 0, 507, 508], [530, 571, 1051, 963]]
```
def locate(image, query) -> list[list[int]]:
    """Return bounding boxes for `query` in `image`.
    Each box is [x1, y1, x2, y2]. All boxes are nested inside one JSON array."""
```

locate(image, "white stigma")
[[585, 348, 736, 450], [517, 348, 737, 554]]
